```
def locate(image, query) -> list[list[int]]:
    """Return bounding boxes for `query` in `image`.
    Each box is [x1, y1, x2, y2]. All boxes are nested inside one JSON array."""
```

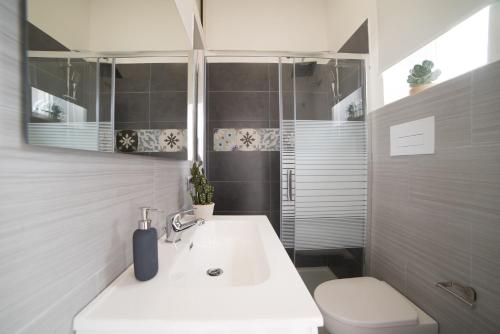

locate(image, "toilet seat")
[[314, 277, 418, 328]]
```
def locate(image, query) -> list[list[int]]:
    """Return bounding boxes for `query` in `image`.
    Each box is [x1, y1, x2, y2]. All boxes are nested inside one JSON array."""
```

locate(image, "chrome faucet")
[[165, 209, 205, 243]]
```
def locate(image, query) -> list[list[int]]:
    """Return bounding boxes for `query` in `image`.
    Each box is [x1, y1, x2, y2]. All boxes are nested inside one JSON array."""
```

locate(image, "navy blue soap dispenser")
[[133, 207, 160, 281]]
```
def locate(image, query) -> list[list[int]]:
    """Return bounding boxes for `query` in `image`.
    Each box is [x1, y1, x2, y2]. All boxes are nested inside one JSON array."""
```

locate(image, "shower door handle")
[[287, 169, 293, 201]]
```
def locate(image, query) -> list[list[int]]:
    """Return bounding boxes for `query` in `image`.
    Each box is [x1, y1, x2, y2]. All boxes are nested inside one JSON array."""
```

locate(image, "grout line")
[[210, 180, 277, 183], [207, 90, 328, 94], [268, 63, 271, 92], [207, 120, 277, 123], [207, 90, 276, 93], [150, 90, 188, 93], [115, 90, 187, 94], [116, 121, 187, 124], [468, 71, 474, 145], [468, 71, 473, 284], [147, 64, 151, 129], [214, 211, 272, 215], [268, 63, 272, 128]]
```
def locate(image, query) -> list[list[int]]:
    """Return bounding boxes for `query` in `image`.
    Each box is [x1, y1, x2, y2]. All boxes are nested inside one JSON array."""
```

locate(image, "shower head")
[[71, 71, 81, 84], [294, 61, 317, 77]]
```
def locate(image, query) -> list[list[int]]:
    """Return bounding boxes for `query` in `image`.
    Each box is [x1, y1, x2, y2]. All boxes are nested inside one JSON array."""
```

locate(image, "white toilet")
[[314, 277, 438, 334]]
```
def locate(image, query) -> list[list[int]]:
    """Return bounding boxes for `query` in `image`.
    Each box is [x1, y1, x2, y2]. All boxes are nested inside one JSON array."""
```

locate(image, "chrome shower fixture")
[[62, 58, 80, 102]]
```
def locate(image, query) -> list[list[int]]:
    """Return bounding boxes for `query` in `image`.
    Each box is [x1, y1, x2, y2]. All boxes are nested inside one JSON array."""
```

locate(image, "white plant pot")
[[193, 203, 215, 220]]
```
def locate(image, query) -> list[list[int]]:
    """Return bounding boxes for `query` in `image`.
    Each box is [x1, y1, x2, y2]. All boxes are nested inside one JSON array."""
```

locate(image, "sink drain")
[[206, 268, 223, 277]]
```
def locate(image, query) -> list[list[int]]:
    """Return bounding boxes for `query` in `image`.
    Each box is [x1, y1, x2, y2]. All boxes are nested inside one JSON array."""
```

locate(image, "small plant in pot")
[[189, 161, 215, 220], [407, 60, 441, 96]]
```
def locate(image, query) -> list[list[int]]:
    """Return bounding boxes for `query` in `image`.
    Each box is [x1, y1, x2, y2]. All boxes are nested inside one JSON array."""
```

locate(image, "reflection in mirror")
[[112, 57, 188, 160], [28, 56, 109, 151], [24, 0, 192, 160]]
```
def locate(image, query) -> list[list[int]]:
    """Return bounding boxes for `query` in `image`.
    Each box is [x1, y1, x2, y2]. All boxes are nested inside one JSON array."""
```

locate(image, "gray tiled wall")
[[206, 63, 281, 235], [113, 62, 187, 131], [112, 62, 188, 159], [368, 60, 500, 333], [205, 60, 366, 246], [0, 2, 189, 334]]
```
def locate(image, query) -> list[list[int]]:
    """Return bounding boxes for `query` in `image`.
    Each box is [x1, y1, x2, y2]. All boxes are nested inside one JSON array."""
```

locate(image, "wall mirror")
[[24, 0, 196, 160]]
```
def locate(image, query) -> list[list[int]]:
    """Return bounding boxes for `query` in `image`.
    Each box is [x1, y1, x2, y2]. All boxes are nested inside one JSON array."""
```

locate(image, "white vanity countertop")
[[73, 215, 323, 334]]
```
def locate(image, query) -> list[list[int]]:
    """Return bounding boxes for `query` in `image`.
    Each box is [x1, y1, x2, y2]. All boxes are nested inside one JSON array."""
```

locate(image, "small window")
[[382, 6, 491, 105]]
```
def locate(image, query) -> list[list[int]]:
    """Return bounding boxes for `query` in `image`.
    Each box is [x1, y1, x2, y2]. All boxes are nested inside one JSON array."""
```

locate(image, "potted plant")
[[407, 60, 441, 96], [49, 105, 63, 121], [189, 161, 215, 220]]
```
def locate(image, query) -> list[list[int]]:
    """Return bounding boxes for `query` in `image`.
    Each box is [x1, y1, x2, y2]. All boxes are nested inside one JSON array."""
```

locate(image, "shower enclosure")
[[204, 54, 367, 277], [27, 56, 114, 151], [26, 53, 189, 158], [279, 56, 367, 277]]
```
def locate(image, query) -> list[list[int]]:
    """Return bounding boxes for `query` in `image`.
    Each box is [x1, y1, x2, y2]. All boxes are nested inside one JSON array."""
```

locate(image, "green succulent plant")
[[49, 105, 63, 121], [407, 60, 441, 87], [189, 161, 214, 205]]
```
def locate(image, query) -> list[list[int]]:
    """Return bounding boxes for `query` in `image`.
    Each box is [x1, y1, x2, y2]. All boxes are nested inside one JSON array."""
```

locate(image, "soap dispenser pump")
[[133, 207, 160, 281]]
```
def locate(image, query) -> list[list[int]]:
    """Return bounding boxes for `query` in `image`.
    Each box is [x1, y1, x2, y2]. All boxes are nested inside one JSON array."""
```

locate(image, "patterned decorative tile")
[[237, 128, 260, 151], [213, 128, 280, 151], [258, 128, 280, 151], [159, 129, 184, 152], [118, 127, 279, 153], [137, 129, 160, 152], [214, 128, 237, 151], [115, 130, 138, 152]]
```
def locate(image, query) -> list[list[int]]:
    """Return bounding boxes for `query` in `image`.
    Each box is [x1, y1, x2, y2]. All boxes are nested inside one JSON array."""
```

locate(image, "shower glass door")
[[280, 57, 367, 275], [27, 56, 114, 152]]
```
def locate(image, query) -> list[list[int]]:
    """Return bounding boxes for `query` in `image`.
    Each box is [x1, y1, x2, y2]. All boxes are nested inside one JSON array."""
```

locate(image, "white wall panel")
[[204, 0, 328, 52], [377, 0, 494, 71]]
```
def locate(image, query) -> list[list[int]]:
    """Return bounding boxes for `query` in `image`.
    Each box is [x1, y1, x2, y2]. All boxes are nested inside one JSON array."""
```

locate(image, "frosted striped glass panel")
[[28, 122, 113, 152], [281, 120, 296, 248], [294, 120, 367, 250], [98, 123, 114, 152]]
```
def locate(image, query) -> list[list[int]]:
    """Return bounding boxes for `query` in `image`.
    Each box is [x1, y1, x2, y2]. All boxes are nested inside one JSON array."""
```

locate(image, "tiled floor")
[[297, 266, 337, 296], [318, 327, 331, 334]]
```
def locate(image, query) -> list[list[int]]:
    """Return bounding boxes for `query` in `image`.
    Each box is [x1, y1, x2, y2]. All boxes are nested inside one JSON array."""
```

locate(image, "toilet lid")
[[314, 277, 418, 328]]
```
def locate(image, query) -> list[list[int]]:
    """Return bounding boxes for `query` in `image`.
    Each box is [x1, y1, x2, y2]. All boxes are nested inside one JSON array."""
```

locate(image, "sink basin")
[[168, 220, 270, 287], [73, 216, 322, 334]]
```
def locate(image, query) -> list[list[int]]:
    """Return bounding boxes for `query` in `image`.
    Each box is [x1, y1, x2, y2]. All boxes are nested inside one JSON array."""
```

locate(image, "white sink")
[[73, 216, 323, 334], [168, 220, 270, 287]]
